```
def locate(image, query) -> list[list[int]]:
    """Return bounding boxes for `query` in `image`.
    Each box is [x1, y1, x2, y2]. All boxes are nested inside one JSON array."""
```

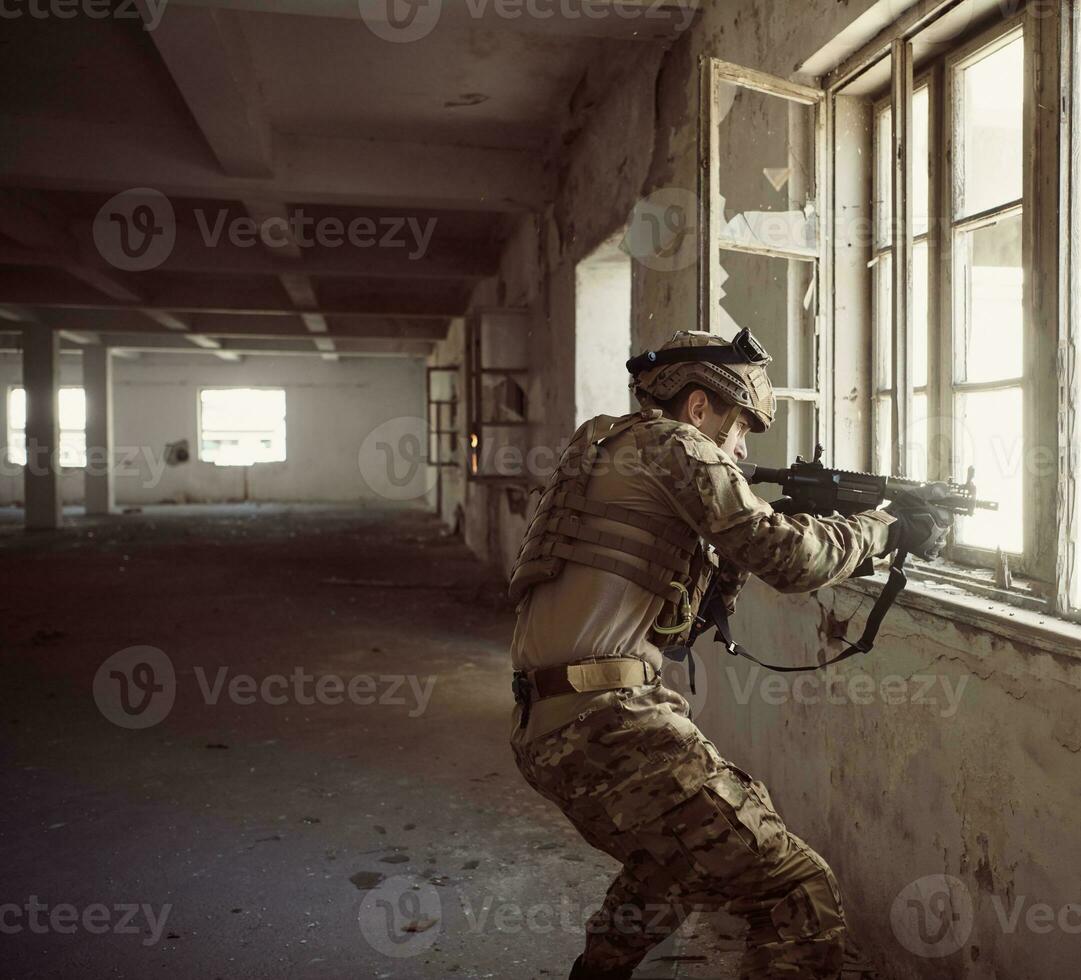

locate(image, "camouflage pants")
[[511, 682, 846, 979]]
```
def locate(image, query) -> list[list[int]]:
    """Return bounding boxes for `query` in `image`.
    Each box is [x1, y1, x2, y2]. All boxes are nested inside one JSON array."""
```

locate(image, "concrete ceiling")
[[0, 0, 698, 358]]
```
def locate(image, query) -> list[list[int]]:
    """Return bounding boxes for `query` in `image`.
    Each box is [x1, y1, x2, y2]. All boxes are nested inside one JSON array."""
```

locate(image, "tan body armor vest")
[[509, 412, 713, 638]]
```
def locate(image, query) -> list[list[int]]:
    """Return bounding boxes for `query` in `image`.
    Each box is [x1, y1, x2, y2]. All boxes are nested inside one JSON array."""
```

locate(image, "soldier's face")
[[718, 413, 752, 461], [682, 391, 752, 460]]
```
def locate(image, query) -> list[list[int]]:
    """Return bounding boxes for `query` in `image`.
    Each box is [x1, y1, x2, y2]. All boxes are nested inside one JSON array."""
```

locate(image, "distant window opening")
[[6, 386, 86, 467], [199, 388, 286, 467], [575, 233, 632, 426]]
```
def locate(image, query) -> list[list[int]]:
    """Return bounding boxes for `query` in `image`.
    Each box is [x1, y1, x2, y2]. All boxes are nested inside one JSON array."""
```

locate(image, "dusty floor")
[[0, 504, 743, 979]]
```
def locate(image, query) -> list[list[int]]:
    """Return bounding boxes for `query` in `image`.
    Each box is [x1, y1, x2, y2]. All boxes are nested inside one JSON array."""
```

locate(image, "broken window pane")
[[714, 83, 818, 225], [715, 250, 817, 390], [954, 212, 1023, 384], [954, 386, 1023, 553], [958, 34, 1024, 218]]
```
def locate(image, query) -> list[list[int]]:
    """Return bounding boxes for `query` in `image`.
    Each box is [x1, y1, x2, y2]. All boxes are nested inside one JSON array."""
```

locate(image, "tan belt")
[[512, 658, 658, 703]]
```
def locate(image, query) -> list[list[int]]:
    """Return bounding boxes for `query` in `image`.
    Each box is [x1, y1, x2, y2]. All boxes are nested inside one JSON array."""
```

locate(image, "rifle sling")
[[662, 551, 909, 678]]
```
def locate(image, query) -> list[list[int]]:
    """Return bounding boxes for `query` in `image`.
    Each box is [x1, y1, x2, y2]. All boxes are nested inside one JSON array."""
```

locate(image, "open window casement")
[[698, 57, 828, 466]]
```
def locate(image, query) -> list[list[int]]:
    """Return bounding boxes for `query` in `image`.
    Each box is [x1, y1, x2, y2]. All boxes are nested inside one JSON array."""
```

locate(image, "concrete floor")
[[0, 504, 743, 980]]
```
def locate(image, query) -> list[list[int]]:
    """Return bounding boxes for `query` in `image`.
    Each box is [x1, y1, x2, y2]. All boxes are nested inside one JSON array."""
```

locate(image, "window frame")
[[464, 307, 530, 483], [826, 0, 1070, 613], [1062, 0, 1080, 614], [870, 73, 935, 481], [196, 385, 288, 468], [697, 57, 831, 464]]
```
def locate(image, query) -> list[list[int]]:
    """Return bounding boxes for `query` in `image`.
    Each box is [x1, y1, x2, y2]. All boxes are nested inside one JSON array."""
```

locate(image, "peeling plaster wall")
[[450, 2, 1081, 977], [712, 578, 1081, 980]]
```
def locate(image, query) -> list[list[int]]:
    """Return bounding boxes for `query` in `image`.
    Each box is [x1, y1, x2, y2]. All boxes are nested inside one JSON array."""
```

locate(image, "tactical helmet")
[[627, 328, 777, 433]]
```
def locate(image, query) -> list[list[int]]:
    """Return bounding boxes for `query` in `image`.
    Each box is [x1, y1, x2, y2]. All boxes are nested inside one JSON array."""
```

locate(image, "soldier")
[[508, 329, 952, 979]]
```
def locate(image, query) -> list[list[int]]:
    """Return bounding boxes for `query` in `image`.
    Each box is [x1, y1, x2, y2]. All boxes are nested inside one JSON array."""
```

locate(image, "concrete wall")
[[0, 352, 428, 506], [443, 1, 1081, 978]]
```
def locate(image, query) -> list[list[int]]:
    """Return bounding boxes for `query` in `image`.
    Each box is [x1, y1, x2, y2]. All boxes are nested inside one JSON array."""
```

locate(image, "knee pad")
[[770, 868, 845, 942]]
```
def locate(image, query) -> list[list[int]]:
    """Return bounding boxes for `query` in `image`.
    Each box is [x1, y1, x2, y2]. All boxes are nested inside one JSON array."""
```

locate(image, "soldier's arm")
[[644, 422, 894, 594]]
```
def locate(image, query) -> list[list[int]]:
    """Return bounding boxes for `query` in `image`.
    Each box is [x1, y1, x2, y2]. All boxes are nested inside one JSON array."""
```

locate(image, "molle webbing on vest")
[[508, 412, 704, 605], [554, 492, 698, 552]]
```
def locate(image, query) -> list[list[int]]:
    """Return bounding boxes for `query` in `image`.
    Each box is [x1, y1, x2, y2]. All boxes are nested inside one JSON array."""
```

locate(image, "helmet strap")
[[713, 403, 746, 447]]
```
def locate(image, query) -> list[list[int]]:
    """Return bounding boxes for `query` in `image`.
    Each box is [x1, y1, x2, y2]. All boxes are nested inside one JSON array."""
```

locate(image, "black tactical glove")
[[883, 483, 954, 560]]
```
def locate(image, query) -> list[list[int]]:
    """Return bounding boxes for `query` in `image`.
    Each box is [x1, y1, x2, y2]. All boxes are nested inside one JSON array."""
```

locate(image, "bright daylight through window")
[[871, 28, 1026, 561], [199, 388, 287, 467], [7, 386, 87, 468]]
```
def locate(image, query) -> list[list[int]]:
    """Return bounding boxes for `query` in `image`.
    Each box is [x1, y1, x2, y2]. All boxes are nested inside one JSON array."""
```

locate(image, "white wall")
[[0, 351, 429, 506], [575, 235, 633, 426]]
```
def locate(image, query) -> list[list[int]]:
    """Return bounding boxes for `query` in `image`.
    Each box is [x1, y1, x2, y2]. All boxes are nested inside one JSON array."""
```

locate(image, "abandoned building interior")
[[1, 0, 1080, 978]]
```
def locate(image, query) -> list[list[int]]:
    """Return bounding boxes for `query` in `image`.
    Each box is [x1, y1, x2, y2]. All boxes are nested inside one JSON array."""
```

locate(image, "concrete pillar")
[[84, 345, 114, 515], [22, 327, 61, 530]]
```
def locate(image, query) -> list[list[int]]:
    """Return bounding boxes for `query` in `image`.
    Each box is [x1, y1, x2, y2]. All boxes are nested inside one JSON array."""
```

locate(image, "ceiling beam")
[[0, 280, 467, 318], [30, 308, 448, 341], [0, 191, 241, 361], [141, 2, 273, 178], [27, 225, 497, 280], [0, 117, 548, 213], [49, 334, 436, 358]]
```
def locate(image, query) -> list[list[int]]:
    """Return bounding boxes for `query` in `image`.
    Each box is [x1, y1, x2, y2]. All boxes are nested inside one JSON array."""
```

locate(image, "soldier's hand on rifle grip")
[[883, 482, 955, 561], [769, 496, 802, 516]]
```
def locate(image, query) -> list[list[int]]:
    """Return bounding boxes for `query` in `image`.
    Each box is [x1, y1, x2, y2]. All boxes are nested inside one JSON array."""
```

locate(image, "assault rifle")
[[737, 442, 997, 523], [665, 444, 998, 682]]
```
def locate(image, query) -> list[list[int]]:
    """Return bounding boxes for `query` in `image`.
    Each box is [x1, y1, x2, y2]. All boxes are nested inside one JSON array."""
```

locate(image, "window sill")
[[838, 567, 1081, 661]]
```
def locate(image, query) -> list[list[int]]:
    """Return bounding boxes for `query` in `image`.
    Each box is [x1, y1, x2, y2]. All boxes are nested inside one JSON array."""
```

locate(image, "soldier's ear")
[[685, 388, 709, 428]]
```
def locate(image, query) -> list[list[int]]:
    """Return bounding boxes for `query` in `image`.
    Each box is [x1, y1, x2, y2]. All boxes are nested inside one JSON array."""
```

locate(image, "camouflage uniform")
[[512, 683, 846, 977], [510, 339, 893, 979]]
